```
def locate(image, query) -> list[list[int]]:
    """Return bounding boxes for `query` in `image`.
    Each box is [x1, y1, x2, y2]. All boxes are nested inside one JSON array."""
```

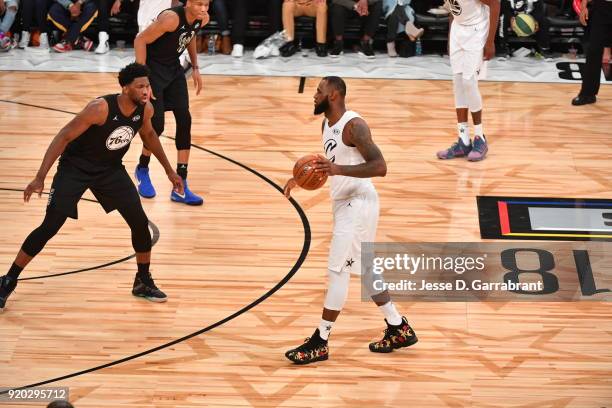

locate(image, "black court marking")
[[298, 76, 306, 94], [0, 187, 160, 281], [0, 99, 311, 393]]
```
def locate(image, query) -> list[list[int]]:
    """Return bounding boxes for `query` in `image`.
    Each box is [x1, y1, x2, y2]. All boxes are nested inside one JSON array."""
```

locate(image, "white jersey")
[[322, 110, 375, 201], [138, 0, 172, 32], [446, 0, 488, 25]]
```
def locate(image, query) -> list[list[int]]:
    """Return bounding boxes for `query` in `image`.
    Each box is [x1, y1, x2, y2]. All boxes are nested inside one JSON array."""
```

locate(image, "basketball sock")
[[457, 122, 470, 145], [474, 124, 485, 140], [379, 301, 402, 326], [177, 163, 188, 180], [7, 263, 23, 280], [136, 263, 150, 280], [138, 154, 150, 169], [318, 319, 334, 341]]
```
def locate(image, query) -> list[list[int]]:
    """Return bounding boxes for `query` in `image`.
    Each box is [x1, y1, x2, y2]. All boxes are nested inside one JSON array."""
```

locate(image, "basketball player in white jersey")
[[283, 76, 418, 365], [138, 0, 173, 32], [436, 0, 499, 161]]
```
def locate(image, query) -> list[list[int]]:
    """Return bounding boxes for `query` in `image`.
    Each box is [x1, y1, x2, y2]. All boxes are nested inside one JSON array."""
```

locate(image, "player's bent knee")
[[173, 109, 192, 150], [462, 75, 483, 112], [323, 268, 350, 310]]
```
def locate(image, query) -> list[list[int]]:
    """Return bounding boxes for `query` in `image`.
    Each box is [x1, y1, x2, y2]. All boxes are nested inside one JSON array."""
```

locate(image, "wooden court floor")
[[0, 72, 611, 407]]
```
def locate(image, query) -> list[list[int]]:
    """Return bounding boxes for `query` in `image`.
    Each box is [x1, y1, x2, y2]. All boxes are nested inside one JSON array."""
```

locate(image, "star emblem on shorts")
[[346, 258, 355, 267], [347, 202, 352, 207]]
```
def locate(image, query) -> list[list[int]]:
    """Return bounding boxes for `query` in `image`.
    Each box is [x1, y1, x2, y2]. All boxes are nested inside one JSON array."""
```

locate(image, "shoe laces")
[[473, 137, 485, 152]]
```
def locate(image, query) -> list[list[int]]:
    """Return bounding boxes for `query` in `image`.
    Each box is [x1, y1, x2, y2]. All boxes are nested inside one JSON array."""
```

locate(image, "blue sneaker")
[[135, 166, 156, 198], [436, 138, 472, 160], [171, 179, 204, 206]]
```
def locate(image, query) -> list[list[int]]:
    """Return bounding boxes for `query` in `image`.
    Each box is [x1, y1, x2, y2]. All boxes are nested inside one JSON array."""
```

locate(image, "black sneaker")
[[280, 41, 299, 57], [0, 275, 17, 312], [497, 41, 511, 60], [315, 42, 328, 57], [358, 39, 375, 59], [132, 273, 167, 303], [285, 329, 329, 365], [330, 40, 343, 58], [369, 317, 418, 353]]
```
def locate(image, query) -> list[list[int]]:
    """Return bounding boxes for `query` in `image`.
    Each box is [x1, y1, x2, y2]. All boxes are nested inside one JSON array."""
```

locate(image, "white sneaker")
[[95, 31, 110, 54], [39, 33, 49, 49], [18, 31, 30, 49], [231, 44, 243, 58]]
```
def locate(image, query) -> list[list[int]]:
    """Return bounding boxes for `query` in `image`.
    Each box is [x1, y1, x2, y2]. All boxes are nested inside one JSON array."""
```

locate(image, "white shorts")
[[328, 188, 379, 275], [138, 0, 172, 32], [449, 19, 489, 80]]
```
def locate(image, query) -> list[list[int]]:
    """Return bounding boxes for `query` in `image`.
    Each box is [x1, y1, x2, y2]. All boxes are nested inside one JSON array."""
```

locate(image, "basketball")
[[293, 154, 328, 190], [512, 13, 539, 37]]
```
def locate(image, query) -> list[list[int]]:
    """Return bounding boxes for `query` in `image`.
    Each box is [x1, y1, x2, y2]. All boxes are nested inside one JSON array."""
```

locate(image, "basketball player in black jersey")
[[0, 63, 184, 312], [133, 0, 209, 206]]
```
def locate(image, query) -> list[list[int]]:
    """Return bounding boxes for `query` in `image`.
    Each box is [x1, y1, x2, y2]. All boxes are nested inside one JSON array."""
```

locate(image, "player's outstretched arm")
[[24, 99, 106, 202], [314, 118, 387, 179], [480, 0, 500, 60], [138, 103, 184, 194], [134, 10, 180, 65]]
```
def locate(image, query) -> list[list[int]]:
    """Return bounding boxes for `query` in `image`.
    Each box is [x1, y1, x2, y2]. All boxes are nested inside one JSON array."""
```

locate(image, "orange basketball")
[[293, 154, 328, 190]]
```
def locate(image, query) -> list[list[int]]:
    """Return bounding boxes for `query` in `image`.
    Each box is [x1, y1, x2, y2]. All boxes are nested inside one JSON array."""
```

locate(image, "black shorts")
[[47, 160, 143, 219], [148, 60, 189, 113]]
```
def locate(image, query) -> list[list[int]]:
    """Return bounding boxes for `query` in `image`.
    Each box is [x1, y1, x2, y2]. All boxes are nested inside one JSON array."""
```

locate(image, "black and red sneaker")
[[369, 317, 418, 353], [285, 329, 329, 365]]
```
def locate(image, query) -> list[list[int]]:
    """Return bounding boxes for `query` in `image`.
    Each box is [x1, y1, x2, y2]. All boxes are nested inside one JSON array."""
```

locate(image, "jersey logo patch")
[[106, 126, 135, 151], [113, 115, 119, 121], [132, 115, 141, 122], [177, 31, 195, 54]]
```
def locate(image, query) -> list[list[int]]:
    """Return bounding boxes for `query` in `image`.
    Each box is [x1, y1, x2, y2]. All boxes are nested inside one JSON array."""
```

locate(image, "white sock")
[[379, 302, 402, 326], [474, 124, 485, 140], [318, 319, 334, 340], [457, 122, 470, 145]]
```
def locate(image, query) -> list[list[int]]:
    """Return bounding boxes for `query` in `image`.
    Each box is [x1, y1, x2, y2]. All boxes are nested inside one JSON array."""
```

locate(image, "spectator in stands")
[[330, 0, 383, 58], [497, 0, 551, 59], [383, 0, 423, 57], [18, 0, 52, 49], [94, 0, 121, 54], [48, 0, 98, 52], [278, 0, 328, 57], [0, 0, 19, 50], [211, 0, 232, 54], [230, 0, 283, 57], [571, 0, 612, 105]]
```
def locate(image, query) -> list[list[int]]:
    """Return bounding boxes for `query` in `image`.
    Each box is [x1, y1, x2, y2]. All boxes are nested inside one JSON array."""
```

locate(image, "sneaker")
[[79, 36, 94, 51], [285, 329, 329, 365], [39, 33, 49, 50], [330, 39, 343, 58], [315, 42, 327, 57], [132, 273, 167, 303], [171, 178, 204, 206], [0, 36, 11, 52], [534, 47, 553, 61], [358, 39, 375, 59], [19, 31, 30, 49], [0, 275, 17, 312], [279, 41, 298, 57], [231, 43, 243, 58], [95, 31, 110, 54], [52, 40, 73, 53], [467, 135, 488, 161], [135, 166, 156, 198], [436, 137, 472, 159], [369, 317, 418, 353]]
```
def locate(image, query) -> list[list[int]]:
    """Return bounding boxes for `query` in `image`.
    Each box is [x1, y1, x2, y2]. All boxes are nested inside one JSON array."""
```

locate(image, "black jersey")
[[62, 94, 144, 170], [146, 6, 202, 66]]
